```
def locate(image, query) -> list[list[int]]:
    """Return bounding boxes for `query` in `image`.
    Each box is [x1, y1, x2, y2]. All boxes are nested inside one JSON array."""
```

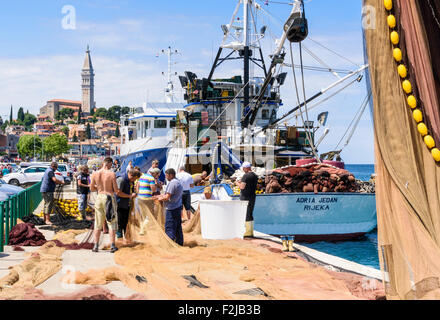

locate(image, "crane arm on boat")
[[261, 65, 368, 132], [241, 0, 308, 129]]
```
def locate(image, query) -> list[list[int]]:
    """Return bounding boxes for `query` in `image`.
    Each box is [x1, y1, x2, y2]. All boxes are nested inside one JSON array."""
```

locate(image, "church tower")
[[81, 45, 95, 114]]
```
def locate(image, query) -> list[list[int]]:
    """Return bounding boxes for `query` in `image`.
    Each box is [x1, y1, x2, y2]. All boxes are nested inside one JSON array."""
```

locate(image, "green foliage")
[[1, 120, 9, 133], [18, 135, 42, 159], [77, 105, 83, 124], [86, 123, 92, 139], [23, 113, 37, 130], [121, 106, 130, 116], [94, 108, 108, 119], [43, 133, 70, 158], [115, 124, 120, 138], [61, 126, 69, 137], [9, 105, 13, 123], [56, 108, 75, 124], [17, 107, 25, 123], [107, 105, 121, 122], [73, 133, 78, 142]]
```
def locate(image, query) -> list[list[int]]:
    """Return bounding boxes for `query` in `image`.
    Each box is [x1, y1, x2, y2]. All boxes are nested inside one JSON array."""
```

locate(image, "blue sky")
[[0, 0, 374, 164]]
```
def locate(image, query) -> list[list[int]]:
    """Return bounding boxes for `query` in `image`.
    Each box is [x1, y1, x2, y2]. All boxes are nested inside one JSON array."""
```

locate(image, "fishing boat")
[[162, 0, 376, 241]]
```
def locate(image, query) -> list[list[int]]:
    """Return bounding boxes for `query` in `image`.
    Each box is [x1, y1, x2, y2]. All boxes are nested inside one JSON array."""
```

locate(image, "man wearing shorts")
[[90, 158, 136, 253], [176, 166, 194, 221], [76, 165, 90, 220]]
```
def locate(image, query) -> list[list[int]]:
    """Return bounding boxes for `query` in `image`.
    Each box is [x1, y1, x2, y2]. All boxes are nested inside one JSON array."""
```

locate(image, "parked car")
[[3, 165, 64, 186], [57, 164, 72, 184], [0, 192, 8, 202], [0, 179, 25, 197]]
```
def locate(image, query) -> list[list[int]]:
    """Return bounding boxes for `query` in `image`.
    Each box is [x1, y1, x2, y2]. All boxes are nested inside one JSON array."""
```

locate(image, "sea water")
[[300, 164, 380, 270]]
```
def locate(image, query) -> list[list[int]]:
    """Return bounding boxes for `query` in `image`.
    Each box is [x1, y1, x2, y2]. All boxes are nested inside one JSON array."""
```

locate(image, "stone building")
[[39, 46, 95, 120]]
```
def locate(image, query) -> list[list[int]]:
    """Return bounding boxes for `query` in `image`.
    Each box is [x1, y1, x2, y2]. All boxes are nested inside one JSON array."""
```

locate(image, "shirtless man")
[[90, 157, 136, 253]]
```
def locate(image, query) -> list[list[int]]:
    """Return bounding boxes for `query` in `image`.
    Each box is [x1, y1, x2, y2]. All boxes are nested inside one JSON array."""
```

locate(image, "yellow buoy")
[[407, 95, 417, 109], [393, 48, 402, 62], [398, 64, 407, 78], [390, 31, 399, 45], [432, 148, 440, 162], [418, 123, 428, 136], [387, 15, 396, 28], [424, 135, 435, 149], [384, 0, 393, 11], [402, 80, 412, 94], [413, 109, 423, 123]]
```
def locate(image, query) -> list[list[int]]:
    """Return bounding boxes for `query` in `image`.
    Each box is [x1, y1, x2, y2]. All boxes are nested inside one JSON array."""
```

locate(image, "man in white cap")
[[237, 162, 258, 238]]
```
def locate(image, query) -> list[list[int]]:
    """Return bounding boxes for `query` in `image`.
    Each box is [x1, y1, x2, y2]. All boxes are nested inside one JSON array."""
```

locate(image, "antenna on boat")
[[157, 46, 180, 103]]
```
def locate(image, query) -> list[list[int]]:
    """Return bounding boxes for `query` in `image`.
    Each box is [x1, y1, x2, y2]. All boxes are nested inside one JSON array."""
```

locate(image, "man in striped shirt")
[[137, 168, 160, 198]]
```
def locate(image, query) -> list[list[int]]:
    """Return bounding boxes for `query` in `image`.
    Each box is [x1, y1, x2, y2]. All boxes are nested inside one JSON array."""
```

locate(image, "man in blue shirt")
[[156, 168, 184, 246], [40, 162, 65, 225]]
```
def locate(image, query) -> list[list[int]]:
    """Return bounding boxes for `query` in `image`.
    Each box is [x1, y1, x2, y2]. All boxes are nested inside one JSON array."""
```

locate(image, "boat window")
[[170, 120, 176, 128], [262, 109, 270, 119], [154, 120, 167, 129]]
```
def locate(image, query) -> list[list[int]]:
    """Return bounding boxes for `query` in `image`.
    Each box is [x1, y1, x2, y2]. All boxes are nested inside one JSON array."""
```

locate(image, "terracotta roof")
[[48, 99, 82, 105]]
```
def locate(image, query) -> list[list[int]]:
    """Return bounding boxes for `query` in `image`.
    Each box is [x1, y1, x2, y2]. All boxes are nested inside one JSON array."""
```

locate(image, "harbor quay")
[[0, 156, 384, 301]]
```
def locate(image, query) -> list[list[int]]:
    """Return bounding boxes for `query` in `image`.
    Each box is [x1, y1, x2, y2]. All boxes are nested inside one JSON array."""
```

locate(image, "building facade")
[[39, 46, 95, 119], [82, 45, 95, 115]]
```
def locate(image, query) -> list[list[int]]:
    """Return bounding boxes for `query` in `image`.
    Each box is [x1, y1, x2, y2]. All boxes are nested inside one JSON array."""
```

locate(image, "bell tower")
[[81, 45, 95, 114]]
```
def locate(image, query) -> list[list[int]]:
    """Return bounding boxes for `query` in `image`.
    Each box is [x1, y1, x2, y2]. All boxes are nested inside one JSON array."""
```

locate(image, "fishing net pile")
[[261, 164, 374, 194], [0, 228, 95, 299], [22, 213, 94, 233], [8, 223, 46, 247], [364, 0, 440, 299], [57, 199, 381, 300]]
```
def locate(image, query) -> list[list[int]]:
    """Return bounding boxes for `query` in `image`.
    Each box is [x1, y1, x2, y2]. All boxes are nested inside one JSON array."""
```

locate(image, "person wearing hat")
[[237, 162, 258, 238], [201, 186, 218, 200]]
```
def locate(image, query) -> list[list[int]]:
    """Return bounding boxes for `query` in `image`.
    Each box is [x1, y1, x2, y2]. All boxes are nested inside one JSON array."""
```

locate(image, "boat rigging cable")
[[334, 90, 372, 151], [289, 41, 321, 162], [281, 75, 362, 123]]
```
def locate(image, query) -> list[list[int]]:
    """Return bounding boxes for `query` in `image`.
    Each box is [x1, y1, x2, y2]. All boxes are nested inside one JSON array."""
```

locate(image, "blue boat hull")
[[251, 192, 377, 241], [120, 148, 169, 179], [210, 185, 377, 242]]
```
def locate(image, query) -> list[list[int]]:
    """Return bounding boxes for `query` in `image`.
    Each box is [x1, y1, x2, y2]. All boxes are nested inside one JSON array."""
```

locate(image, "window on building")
[[145, 121, 150, 129], [262, 109, 270, 119], [154, 120, 167, 129]]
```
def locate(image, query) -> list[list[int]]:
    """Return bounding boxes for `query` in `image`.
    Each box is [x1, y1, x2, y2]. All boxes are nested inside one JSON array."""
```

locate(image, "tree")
[[77, 105, 83, 124], [73, 133, 78, 142], [1, 120, 9, 133], [23, 113, 37, 131], [17, 135, 42, 159], [43, 133, 70, 158], [56, 108, 75, 125], [86, 123, 92, 139], [61, 126, 69, 137], [9, 105, 13, 123], [17, 107, 25, 123], [121, 106, 131, 116], [107, 105, 122, 122], [95, 108, 108, 119], [115, 124, 120, 138]]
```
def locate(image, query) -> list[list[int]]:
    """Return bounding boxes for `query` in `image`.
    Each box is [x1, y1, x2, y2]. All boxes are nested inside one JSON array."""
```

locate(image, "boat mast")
[[243, 0, 251, 119], [159, 46, 180, 103]]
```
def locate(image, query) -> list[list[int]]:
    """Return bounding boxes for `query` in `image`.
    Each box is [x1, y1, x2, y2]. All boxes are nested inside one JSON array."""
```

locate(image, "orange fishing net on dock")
[[59, 198, 381, 300]]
